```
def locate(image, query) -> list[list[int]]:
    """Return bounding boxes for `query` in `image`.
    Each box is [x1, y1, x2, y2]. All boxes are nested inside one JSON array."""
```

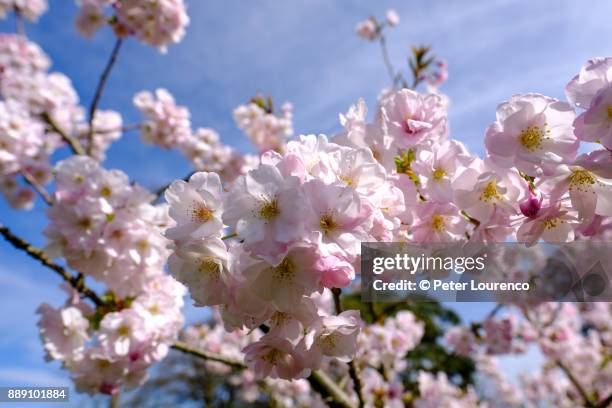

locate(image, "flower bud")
[[519, 187, 542, 218]]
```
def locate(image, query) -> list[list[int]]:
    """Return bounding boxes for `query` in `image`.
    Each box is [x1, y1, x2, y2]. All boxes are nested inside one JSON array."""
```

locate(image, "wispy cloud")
[[0, 366, 70, 387]]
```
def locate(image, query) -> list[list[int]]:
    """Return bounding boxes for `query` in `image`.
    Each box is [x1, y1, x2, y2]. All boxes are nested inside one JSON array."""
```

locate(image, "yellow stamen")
[[198, 257, 220, 280], [568, 169, 596, 193], [191, 203, 213, 223], [431, 214, 445, 231], [100, 186, 112, 197], [273, 257, 295, 281], [480, 181, 501, 202], [319, 213, 337, 234], [544, 217, 562, 229], [519, 125, 544, 151], [432, 168, 446, 181], [259, 199, 280, 220], [339, 175, 354, 186]]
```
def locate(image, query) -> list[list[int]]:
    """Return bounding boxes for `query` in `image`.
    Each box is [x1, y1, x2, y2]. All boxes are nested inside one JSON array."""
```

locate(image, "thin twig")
[[42, 112, 86, 156], [0, 223, 105, 306], [14, 7, 25, 37], [523, 309, 596, 407], [486, 303, 503, 319], [20, 171, 52, 205], [378, 34, 397, 88], [171, 342, 247, 369], [331, 288, 365, 408], [87, 38, 124, 155], [94, 123, 143, 135], [557, 361, 596, 407], [109, 392, 120, 408], [308, 370, 357, 408]]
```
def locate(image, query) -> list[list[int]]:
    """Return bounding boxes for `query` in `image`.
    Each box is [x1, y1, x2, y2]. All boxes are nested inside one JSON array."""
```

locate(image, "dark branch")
[[0, 223, 104, 306], [595, 392, 612, 408], [331, 288, 365, 408], [87, 38, 124, 155], [14, 6, 25, 37], [171, 342, 247, 370], [172, 334, 356, 408], [21, 171, 52, 205], [557, 361, 596, 407], [42, 112, 86, 156]]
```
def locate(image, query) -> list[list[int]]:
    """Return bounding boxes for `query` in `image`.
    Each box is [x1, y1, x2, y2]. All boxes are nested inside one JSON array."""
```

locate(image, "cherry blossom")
[[233, 99, 293, 153], [0, 0, 47, 21], [74, 0, 189, 51], [485, 93, 578, 176], [379, 88, 447, 149], [134, 88, 192, 149], [3, 2, 612, 406]]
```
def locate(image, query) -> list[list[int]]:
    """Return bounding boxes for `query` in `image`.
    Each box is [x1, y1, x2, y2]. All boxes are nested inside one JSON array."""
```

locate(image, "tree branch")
[[20, 170, 52, 205], [171, 342, 247, 370], [172, 338, 356, 408], [595, 391, 612, 408], [94, 122, 143, 135], [378, 34, 397, 88], [14, 6, 25, 37], [42, 112, 86, 156], [87, 38, 124, 155], [331, 288, 365, 408], [557, 361, 596, 407], [0, 223, 105, 306], [109, 392, 120, 408], [308, 370, 357, 408]]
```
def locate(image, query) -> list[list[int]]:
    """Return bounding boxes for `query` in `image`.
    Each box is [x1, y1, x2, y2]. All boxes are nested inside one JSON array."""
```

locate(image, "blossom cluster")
[[164, 134, 398, 378], [180, 316, 327, 407], [133, 88, 257, 183], [355, 9, 399, 41], [0, 33, 127, 209], [233, 97, 294, 153], [356, 311, 425, 407], [3, 1, 612, 406], [178, 310, 476, 408], [164, 53, 612, 389], [0, 0, 47, 22], [37, 156, 185, 395], [75, 0, 189, 52], [445, 303, 612, 407], [0, 34, 63, 208]]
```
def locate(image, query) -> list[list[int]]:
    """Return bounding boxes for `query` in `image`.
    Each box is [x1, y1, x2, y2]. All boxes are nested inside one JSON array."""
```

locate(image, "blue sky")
[[1, 0, 612, 405]]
